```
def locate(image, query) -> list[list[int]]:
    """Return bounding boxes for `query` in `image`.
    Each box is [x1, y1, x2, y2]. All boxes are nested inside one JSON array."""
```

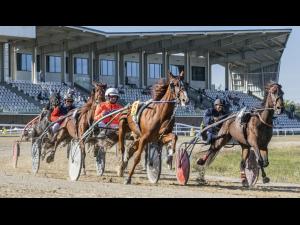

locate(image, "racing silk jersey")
[[94, 101, 123, 125], [203, 108, 227, 127], [50, 105, 63, 122]]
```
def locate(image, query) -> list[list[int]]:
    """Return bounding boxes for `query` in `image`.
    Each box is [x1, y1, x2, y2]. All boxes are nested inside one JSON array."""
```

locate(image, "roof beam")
[[211, 47, 282, 64]]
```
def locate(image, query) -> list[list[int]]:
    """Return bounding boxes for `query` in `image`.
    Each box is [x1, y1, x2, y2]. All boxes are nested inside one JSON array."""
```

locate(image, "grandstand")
[[0, 26, 299, 132]]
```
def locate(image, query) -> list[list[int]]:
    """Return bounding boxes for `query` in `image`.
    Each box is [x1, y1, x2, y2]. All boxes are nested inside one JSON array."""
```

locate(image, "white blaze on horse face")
[[180, 91, 189, 106]]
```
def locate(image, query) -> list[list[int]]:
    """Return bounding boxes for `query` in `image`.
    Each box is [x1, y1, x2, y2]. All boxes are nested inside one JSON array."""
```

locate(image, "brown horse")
[[43, 82, 107, 175], [197, 82, 284, 186], [117, 71, 189, 184]]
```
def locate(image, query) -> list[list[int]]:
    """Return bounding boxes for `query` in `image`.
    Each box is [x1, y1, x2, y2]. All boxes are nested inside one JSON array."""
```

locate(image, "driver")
[[202, 98, 227, 145]]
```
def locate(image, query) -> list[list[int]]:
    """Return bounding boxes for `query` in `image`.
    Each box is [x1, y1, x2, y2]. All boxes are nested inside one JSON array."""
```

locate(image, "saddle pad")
[[131, 101, 140, 117]]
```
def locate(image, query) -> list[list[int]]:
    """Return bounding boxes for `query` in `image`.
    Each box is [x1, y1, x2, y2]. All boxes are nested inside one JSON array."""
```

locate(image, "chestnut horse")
[[117, 71, 189, 184], [197, 83, 284, 186], [44, 83, 107, 175]]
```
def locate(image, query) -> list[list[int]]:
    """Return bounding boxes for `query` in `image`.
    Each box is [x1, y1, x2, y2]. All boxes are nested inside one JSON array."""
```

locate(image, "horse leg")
[[248, 141, 270, 184], [80, 141, 86, 175], [117, 138, 139, 177], [260, 148, 270, 183], [116, 119, 132, 177], [46, 128, 66, 163], [240, 146, 250, 187], [124, 135, 148, 184], [196, 132, 231, 166], [161, 133, 177, 170]]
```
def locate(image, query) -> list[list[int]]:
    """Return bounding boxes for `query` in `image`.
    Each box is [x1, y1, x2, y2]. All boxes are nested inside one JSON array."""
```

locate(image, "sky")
[[87, 26, 299, 103]]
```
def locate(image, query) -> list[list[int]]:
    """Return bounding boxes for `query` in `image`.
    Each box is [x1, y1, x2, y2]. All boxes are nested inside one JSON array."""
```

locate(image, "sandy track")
[[1, 136, 300, 198]]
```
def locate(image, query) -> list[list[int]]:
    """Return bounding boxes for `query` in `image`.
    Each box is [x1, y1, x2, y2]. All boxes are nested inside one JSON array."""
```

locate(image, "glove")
[[213, 117, 219, 122], [103, 111, 111, 116]]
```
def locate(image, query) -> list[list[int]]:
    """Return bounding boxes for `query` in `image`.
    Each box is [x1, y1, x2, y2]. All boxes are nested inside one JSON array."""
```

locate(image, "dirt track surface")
[[1, 136, 300, 198]]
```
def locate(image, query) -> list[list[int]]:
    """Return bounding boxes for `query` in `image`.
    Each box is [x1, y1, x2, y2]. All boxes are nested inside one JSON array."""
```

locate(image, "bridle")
[[169, 78, 187, 104], [268, 84, 284, 111]]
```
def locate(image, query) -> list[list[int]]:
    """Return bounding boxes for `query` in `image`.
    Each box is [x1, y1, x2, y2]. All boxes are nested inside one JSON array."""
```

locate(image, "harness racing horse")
[[117, 71, 189, 184], [197, 82, 284, 186], [30, 91, 62, 142], [43, 83, 107, 175]]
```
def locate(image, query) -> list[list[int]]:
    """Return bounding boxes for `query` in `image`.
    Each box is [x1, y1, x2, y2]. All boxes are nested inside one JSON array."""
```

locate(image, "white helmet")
[[105, 88, 119, 98]]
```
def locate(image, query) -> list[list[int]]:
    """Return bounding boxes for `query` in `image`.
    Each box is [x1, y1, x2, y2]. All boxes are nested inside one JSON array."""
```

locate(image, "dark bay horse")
[[197, 83, 284, 186], [43, 83, 107, 175], [117, 71, 189, 184], [30, 91, 62, 142]]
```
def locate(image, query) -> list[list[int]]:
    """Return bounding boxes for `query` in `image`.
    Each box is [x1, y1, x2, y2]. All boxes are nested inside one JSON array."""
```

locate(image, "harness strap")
[[257, 113, 273, 128]]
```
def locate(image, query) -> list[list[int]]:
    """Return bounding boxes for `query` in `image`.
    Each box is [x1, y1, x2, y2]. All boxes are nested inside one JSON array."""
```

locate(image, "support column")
[[32, 46, 37, 83], [206, 51, 210, 89], [115, 51, 120, 87], [261, 64, 265, 95], [116, 51, 124, 87], [143, 53, 148, 88], [61, 50, 66, 83], [89, 46, 94, 86], [162, 50, 169, 78], [184, 51, 190, 84], [228, 63, 232, 91], [40, 47, 45, 82], [95, 54, 99, 82], [225, 62, 229, 90], [0, 43, 4, 82], [10, 43, 16, 81], [139, 50, 144, 88], [68, 52, 74, 86]]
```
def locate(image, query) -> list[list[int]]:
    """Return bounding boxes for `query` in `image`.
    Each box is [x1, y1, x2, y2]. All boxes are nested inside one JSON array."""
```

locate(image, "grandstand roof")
[[13, 26, 291, 70]]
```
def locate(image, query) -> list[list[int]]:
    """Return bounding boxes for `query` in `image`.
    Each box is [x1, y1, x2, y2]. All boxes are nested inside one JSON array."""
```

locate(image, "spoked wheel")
[[175, 147, 190, 185], [66, 143, 71, 159], [244, 149, 260, 187], [12, 141, 20, 168], [31, 139, 41, 174], [166, 145, 173, 170], [95, 145, 106, 176], [146, 143, 162, 184], [68, 140, 82, 181]]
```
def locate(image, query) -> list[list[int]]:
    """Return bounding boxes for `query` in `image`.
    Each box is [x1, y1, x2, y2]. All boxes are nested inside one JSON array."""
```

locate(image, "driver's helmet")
[[64, 93, 74, 102], [105, 88, 119, 98], [214, 98, 223, 106]]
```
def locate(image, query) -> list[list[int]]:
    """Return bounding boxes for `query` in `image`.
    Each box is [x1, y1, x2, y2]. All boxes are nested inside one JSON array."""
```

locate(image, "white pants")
[[52, 123, 60, 133], [98, 122, 118, 129]]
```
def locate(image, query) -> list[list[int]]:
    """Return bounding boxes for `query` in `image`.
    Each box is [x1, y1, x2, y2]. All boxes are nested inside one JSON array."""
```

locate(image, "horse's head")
[[168, 71, 189, 106], [266, 83, 284, 115], [49, 92, 60, 108], [92, 82, 107, 104]]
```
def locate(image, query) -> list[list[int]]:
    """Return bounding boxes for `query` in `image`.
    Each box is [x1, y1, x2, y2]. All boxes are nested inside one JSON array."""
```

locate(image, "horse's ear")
[[168, 70, 175, 80], [179, 70, 184, 80]]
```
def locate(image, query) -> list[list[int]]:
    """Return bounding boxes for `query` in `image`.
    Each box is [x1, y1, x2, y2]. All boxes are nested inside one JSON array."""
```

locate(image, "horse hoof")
[[196, 158, 206, 166], [263, 176, 270, 184], [241, 179, 249, 187], [124, 178, 131, 185], [46, 155, 54, 163]]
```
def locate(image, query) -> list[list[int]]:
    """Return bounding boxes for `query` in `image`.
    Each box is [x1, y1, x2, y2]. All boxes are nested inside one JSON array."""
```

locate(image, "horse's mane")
[[151, 78, 169, 101], [261, 82, 283, 106], [79, 89, 95, 120]]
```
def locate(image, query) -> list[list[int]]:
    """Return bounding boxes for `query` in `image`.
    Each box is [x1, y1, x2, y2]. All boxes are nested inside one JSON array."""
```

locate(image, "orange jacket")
[[50, 106, 62, 122], [94, 101, 123, 125]]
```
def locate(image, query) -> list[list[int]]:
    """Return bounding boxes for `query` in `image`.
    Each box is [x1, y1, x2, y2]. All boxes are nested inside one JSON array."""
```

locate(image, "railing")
[[0, 124, 25, 136], [1, 123, 300, 137]]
